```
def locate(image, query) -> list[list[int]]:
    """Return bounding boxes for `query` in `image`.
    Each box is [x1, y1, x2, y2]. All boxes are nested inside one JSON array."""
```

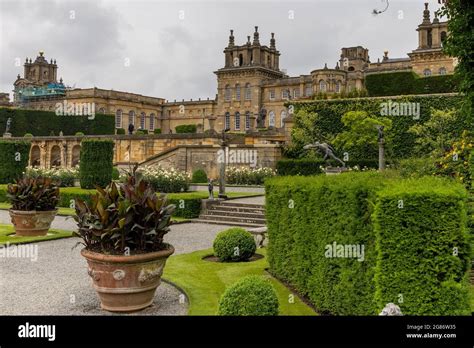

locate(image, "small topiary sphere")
[[213, 227, 256, 262], [191, 168, 208, 183], [218, 276, 279, 316]]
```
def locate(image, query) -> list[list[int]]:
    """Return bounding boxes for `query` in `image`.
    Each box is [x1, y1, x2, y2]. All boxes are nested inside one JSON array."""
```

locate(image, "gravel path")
[[0, 217, 233, 316]]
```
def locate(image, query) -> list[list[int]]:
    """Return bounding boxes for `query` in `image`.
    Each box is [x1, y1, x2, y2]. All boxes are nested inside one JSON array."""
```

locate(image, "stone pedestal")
[[324, 167, 348, 175], [3, 132, 12, 138]]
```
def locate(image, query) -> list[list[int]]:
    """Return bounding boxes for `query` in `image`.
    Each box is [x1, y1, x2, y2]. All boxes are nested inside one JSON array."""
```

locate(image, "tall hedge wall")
[[175, 124, 197, 134], [365, 72, 459, 97], [0, 140, 30, 184], [0, 108, 114, 136], [79, 139, 114, 189], [291, 94, 468, 159], [266, 173, 385, 315], [266, 173, 471, 315], [373, 177, 471, 315]]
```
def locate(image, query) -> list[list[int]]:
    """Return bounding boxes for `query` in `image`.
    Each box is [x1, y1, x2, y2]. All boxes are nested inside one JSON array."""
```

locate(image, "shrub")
[[373, 177, 471, 315], [218, 276, 279, 316], [153, 128, 162, 135], [175, 124, 197, 134], [276, 159, 380, 176], [58, 187, 95, 208], [75, 132, 84, 136], [116, 128, 126, 135], [7, 177, 59, 211], [0, 108, 114, 136], [25, 166, 78, 187], [136, 130, 148, 135], [122, 165, 189, 193], [213, 228, 256, 262], [398, 157, 436, 179], [0, 140, 30, 184], [23, 133, 33, 138], [112, 167, 120, 180], [226, 167, 275, 185], [191, 169, 208, 183], [167, 192, 203, 218], [79, 139, 114, 189]]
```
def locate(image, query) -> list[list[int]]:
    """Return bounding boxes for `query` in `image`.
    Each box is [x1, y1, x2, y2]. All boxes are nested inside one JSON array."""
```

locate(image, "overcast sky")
[[0, 0, 445, 101]]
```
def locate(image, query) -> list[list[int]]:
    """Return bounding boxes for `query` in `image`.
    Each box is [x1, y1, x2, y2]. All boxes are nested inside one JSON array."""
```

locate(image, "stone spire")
[[335, 62, 340, 70], [423, 2, 431, 24], [324, 63, 328, 69], [228, 29, 235, 47], [253, 26, 260, 45], [270, 32, 276, 49], [247, 35, 251, 45], [433, 11, 440, 24]]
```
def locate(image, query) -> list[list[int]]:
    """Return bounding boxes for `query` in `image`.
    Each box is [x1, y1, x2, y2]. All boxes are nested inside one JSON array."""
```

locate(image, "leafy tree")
[[408, 109, 459, 157]]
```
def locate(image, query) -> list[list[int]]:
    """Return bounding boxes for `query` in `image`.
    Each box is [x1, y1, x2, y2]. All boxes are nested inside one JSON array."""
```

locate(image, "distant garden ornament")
[[4, 117, 12, 137], [379, 303, 403, 316], [303, 142, 345, 167]]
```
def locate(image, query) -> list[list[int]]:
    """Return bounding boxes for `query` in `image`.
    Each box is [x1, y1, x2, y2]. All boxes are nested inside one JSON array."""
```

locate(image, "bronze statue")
[[303, 142, 345, 167]]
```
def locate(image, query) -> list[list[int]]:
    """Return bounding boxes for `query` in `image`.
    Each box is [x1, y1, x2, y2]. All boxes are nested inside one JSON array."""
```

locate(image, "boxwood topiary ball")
[[213, 227, 256, 262], [218, 275, 279, 316]]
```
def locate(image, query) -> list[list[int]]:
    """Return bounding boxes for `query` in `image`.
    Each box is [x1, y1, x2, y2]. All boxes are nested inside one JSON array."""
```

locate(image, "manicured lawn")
[[163, 248, 316, 316], [0, 224, 73, 245], [0, 202, 75, 216], [470, 285, 474, 313]]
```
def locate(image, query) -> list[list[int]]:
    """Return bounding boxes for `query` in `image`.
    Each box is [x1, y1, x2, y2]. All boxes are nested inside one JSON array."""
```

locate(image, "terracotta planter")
[[81, 245, 175, 312], [9, 209, 57, 236]]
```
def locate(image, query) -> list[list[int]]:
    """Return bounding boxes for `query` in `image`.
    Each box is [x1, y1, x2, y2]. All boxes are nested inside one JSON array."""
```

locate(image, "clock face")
[[233, 57, 240, 67]]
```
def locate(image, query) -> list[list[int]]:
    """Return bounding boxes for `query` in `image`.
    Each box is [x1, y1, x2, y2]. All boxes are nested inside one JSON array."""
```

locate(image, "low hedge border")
[[276, 159, 381, 176]]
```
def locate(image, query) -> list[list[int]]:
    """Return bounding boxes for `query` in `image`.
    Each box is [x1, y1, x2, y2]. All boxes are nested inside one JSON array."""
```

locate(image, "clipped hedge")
[[213, 228, 256, 262], [79, 139, 114, 189], [153, 128, 162, 135], [191, 169, 208, 183], [266, 173, 471, 315], [175, 124, 197, 134], [291, 94, 467, 159], [373, 177, 471, 315], [0, 108, 114, 136], [218, 276, 279, 316], [276, 159, 380, 176], [116, 128, 126, 135], [0, 140, 30, 184], [365, 71, 459, 97]]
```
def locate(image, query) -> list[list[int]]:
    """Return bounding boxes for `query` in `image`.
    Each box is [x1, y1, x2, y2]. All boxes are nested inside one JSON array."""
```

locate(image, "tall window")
[[305, 84, 312, 97], [280, 110, 287, 128], [128, 111, 135, 126], [245, 83, 251, 100], [140, 112, 146, 129], [235, 84, 241, 101], [439, 67, 447, 75], [269, 111, 275, 127], [269, 90, 275, 100], [149, 113, 155, 131], [319, 80, 326, 92], [115, 109, 122, 128], [293, 89, 300, 99], [225, 85, 231, 101], [225, 112, 230, 130], [335, 81, 341, 93], [282, 89, 289, 99], [235, 112, 240, 130], [245, 111, 251, 130], [423, 69, 432, 77]]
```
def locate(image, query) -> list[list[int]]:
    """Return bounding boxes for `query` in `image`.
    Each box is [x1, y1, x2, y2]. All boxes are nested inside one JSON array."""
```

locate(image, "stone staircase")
[[192, 200, 266, 227]]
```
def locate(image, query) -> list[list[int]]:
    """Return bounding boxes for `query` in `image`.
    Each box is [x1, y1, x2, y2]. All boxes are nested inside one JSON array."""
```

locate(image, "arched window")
[[115, 109, 122, 128], [98, 107, 105, 114], [245, 83, 251, 100], [225, 112, 230, 130], [71, 145, 81, 167], [319, 80, 327, 92], [224, 85, 231, 101], [30, 145, 41, 168], [423, 69, 432, 77], [335, 81, 341, 93], [348, 66, 355, 72], [140, 112, 146, 129], [149, 113, 155, 131], [50, 145, 61, 168], [235, 84, 241, 101], [245, 111, 251, 130], [128, 111, 135, 126], [439, 67, 447, 75], [235, 112, 240, 130], [280, 110, 287, 128], [269, 111, 275, 127]]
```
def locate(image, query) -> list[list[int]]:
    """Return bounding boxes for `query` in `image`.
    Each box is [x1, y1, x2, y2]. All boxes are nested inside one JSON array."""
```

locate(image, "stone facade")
[[9, 3, 453, 138]]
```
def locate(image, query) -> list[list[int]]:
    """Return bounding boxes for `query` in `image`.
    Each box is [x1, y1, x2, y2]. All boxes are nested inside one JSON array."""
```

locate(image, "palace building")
[[10, 3, 453, 135]]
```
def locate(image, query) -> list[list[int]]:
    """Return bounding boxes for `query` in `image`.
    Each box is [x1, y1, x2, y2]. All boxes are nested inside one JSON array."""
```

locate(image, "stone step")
[[191, 219, 265, 228], [206, 210, 265, 219], [198, 214, 267, 225], [220, 202, 265, 209], [208, 205, 265, 214]]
